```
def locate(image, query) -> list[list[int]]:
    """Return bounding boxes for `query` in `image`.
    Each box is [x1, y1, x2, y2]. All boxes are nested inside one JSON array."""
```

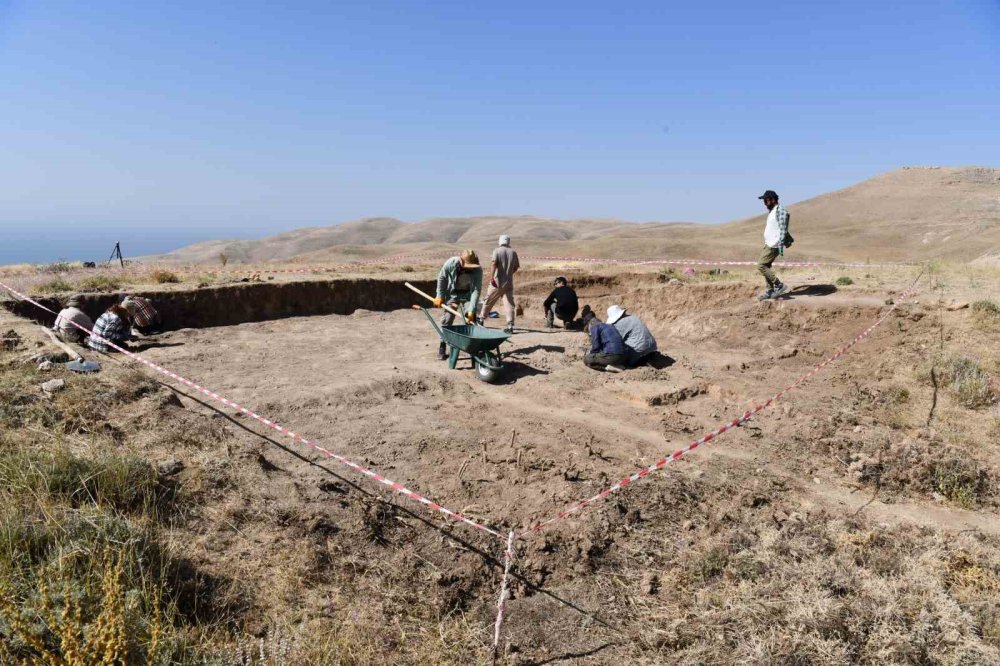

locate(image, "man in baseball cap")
[[755, 190, 791, 301]]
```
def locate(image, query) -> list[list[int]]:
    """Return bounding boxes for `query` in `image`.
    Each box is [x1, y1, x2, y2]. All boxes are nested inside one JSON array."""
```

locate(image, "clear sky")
[[0, 0, 997, 262]]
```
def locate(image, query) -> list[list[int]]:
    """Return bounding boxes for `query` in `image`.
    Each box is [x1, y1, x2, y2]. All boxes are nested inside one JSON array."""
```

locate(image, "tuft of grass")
[[76, 275, 121, 292], [30, 278, 74, 294], [41, 260, 78, 273], [836, 276, 854, 286], [152, 269, 181, 284], [933, 457, 986, 508], [947, 356, 997, 409], [971, 300, 1000, 317]]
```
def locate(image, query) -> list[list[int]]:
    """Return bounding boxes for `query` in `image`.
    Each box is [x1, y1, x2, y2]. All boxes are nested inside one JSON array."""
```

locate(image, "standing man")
[[433, 250, 482, 360], [479, 235, 520, 334], [543, 276, 579, 329], [756, 189, 791, 301]]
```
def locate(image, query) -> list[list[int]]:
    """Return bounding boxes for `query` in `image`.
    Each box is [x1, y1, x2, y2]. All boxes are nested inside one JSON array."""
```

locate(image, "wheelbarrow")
[[406, 282, 511, 383], [418, 307, 510, 383]]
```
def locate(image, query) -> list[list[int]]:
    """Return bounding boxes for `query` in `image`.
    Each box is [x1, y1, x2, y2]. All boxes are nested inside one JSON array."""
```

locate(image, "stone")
[[40, 378, 65, 393], [157, 458, 185, 476], [37, 360, 54, 372]]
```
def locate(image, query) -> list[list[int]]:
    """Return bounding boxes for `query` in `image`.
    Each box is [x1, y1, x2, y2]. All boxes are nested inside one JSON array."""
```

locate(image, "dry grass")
[[593, 474, 1000, 665], [152, 270, 181, 284], [947, 356, 997, 410], [29, 278, 74, 294], [76, 275, 122, 292]]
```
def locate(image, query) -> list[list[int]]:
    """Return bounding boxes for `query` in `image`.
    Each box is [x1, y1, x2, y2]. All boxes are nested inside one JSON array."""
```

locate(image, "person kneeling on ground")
[[53, 295, 93, 344], [122, 294, 162, 335], [88, 303, 131, 353], [582, 312, 626, 372], [543, 276, 579, 329], [433, 249, 483, 360], [607, 304, 657, 367]]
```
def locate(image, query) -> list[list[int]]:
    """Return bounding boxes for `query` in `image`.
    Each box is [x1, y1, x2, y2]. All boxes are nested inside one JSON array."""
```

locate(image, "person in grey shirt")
[[479, 234, 520, 333], [52, 295, 93, 343], [606, 304, 657, 367]]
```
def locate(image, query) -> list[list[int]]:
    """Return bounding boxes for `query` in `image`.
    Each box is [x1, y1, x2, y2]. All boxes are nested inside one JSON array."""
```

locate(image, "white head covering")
[[498, 235, 511, 247], [606, 305, 627, 325]]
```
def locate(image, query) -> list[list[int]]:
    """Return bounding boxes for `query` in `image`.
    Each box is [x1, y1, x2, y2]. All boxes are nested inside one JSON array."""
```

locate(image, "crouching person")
[[607, 305, 657, 367], [53, 295, 93, 343], [582, 312, 626, 372], [543, 276, 579, 329], [88, 304, 131, 353], [122, 294, 162, 335]]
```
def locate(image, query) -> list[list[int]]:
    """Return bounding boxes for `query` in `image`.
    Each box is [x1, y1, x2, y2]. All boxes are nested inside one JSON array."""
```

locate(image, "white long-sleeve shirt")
[[763, 204, 789, 248]]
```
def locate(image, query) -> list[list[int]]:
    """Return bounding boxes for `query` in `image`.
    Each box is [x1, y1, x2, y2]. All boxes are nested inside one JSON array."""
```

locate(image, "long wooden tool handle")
[[40, 326, 83, 361], [405, 282, 464, 318]]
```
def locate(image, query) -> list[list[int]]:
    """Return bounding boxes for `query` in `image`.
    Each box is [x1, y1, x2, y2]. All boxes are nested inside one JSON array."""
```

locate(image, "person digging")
[[756, 189, 794, 301], [432, 249, 483, 360]]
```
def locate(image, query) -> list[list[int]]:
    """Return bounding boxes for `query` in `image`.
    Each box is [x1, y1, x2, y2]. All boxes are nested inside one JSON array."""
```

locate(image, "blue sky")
[[0, 1, 997, 262]]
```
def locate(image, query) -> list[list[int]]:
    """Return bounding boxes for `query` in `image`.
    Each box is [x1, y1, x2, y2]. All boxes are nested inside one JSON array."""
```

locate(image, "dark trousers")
[[546, 303, 578, 327], [134, 313, 162, 336], [584, 352, 626, 369]]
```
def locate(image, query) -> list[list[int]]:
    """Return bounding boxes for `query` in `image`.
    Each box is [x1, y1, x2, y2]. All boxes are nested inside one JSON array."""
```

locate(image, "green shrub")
[[836, 276, 854, 286], [76, 275, 121, 292]]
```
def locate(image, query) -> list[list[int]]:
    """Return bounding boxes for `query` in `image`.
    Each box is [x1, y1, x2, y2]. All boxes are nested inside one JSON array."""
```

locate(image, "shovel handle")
[[405, 282, 464, 318]]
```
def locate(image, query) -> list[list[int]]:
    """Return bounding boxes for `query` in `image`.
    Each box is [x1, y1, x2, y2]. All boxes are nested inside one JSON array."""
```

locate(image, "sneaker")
[[771, 282, 789, 298], [757, 288, 775, 301], [503, 324, 514, 334]]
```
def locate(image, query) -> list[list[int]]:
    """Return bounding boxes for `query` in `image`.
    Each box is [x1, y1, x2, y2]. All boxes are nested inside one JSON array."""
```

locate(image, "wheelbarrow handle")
[[405, 282, 464, 319]]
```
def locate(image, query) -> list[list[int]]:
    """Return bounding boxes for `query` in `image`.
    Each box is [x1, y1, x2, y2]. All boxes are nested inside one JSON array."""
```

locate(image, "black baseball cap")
[[758, 190, 779, 200]]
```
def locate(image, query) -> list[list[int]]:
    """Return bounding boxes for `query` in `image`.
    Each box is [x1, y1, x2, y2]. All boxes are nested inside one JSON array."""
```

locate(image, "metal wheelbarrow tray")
[[420, 307, 510, 383]]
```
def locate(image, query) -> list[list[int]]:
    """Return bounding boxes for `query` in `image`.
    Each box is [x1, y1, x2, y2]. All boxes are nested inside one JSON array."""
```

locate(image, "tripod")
[[108, 242, 125, 268]]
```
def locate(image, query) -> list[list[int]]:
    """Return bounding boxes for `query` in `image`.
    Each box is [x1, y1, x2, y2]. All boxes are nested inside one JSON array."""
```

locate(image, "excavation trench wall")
[[2, 278, 436, 330]]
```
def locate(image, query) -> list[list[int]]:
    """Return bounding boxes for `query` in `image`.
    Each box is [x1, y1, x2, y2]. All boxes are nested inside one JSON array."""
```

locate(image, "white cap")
[[606, 305, 627, 324], [498, 235, 511, 247]]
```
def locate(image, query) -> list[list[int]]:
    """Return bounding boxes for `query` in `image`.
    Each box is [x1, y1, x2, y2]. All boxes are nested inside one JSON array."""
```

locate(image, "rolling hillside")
[[154, 166, 1000, 265]]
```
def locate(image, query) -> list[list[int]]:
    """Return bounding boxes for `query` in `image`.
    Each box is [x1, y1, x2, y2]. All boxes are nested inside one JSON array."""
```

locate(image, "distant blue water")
[[0, 232, 221, 266]]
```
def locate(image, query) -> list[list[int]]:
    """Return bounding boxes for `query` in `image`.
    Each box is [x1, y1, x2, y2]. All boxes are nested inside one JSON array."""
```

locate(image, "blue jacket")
[[589, 322, 625, 355]]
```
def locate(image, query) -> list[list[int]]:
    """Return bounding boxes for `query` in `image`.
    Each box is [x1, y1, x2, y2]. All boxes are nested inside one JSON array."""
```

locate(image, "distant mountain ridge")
[[155, 166, 1000, 265]]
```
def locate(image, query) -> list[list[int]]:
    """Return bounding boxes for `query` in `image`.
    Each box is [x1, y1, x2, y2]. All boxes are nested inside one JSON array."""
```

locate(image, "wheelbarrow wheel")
[[476, 362, 499, 383], [475, 351, 502, 384]]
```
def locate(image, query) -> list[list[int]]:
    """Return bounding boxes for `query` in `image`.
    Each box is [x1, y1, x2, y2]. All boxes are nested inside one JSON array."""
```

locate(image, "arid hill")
[[155, 166, 999, 265]]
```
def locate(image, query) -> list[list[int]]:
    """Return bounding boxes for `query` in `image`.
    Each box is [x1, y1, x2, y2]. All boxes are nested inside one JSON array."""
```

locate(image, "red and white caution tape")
[[0, 279, 505, 541], [522, 268, 925, 535], [492, 530, 516, 663]]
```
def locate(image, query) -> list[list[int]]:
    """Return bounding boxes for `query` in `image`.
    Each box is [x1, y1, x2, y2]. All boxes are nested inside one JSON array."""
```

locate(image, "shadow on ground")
[[787, 284, 838, 298]]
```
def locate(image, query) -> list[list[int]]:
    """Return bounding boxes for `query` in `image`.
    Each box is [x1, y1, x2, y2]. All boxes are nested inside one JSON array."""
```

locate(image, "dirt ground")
[[77, 265, 991, 663], [5, 263, 998, 663]]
